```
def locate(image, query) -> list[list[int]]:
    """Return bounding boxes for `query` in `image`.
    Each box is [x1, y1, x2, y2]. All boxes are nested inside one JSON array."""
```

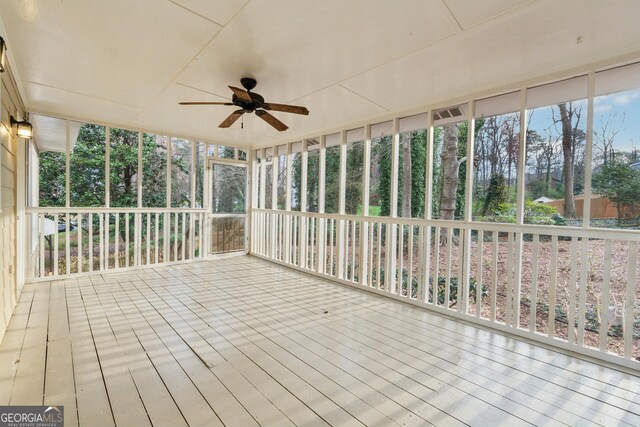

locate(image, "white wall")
[[0, 59, 24, 344]]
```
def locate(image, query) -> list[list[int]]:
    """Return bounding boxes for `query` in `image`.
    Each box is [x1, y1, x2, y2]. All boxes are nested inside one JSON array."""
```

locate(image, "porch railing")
[[27, 208, 209, 279], [251, 208, 640, 370]]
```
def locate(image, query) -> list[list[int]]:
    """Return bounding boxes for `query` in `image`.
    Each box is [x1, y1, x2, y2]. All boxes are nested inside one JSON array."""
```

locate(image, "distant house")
[[630, 161, 640, 171], [533, 196, 554, 204]]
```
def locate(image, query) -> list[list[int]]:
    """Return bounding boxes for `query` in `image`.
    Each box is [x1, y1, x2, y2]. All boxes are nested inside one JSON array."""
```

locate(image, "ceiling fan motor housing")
[[240, 77, 257, 91], [232, 91, 265, 111]]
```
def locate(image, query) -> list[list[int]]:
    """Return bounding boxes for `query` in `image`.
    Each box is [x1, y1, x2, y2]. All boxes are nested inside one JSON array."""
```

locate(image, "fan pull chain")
[[241, 115, 244, 129]]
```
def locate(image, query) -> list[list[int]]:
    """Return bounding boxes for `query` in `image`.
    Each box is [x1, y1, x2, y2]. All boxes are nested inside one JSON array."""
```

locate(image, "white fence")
[[27, 208, 209, 279], [252, 209, 640, 370]]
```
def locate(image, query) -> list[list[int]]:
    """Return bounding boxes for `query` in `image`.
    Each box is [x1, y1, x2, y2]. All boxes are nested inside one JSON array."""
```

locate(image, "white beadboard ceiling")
[[1, 0, 640, 149]]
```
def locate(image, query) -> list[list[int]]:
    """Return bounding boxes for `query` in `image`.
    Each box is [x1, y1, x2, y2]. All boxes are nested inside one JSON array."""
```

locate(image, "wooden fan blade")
[[228, 86, 252, 102], [263, 102, 309, 115], [255, 110, 288, 131], [179, 101, 233, 105], [219, 110, 244, 128]]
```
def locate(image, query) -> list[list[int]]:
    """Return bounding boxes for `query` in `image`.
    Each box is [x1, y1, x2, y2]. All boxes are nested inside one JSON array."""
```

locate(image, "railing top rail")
[[27, 207, 209, 214], [251, 208, 640, 241]]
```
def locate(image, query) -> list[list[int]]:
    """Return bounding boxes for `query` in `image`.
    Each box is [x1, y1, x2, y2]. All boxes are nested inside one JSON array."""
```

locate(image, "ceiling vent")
[[433, 106, 464, 121]]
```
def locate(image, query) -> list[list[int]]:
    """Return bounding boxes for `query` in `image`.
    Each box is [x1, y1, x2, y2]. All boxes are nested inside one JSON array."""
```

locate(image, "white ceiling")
[[2, 0, 640, 148]]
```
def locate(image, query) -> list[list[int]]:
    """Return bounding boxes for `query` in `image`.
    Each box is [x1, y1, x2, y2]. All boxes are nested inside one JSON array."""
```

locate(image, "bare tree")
[[594, 113, 624, 167], [556, 102, 584, 219], [439, 124, 460, 221]]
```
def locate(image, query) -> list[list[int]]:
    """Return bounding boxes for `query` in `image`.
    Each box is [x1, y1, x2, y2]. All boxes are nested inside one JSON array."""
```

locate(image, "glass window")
[[345, 128, 364, 215], [195, 142, 206, 208], [212, 164, 246, 213], [141, 134, 168, 208], [290, 142, 302, 211], [34, 115, 66, 207], [591, 63, 640, 229], [432, 105, 468, 220], [276, 144, 287, 210], [525, 76, 587, 226], [265, 148, 274, 209], [218, 145, 235, 159], [70, 122, 106, 207], [171, 138, 192, 208], [306, 138, 320, 212], [472, 93, 521, 223], [398, 115, 427, 218], [238, 149, 247, 161], [324, 133, 341, 214], [369, 121, 392, 217], [109, 128, 138, 207]]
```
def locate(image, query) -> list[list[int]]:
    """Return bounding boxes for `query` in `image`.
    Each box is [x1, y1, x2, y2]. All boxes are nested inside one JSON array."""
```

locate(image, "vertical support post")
[[259, 149, 267, 256], [583, 72, 595, 228], [65, 120, 70, 208], [190, 140, 197, 208], [285, 143, 293, 263], [105, 127, 110, 208], [462, 101, 475, 313], [512, 89, 529, 325], [387, 118, 400, 293], [64, 121, 71, 275], [317, 136, 327, 274], [248, 149, 258, 254], [138, 131, 143, 208], [359, 125, 372, 286], [337, 130, 347, 279], [166, 137, 172, 208], [136, 132, 143, 267], [259, 148, 266, 209], [270, 146, 278, 258], [300, 141, 309, 268], [422, 111, 434, 302], [190, 141, 197, 258]]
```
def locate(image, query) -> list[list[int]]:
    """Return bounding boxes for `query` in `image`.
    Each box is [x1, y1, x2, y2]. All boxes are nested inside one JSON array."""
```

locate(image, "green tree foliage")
[[69, 124, 106, 207], [141, 134, 168, 208], [291, 148, 322, 212], [212, 164, 246, 213], [306, 151, 320, 211], [592, 161, 640, 223], [482, 173, 507, 216], [39, 152, 66, 207], [377, 136, 393, 217], [345, 142, 364, 214], [109, 128, 138, 207], [324, 146, 340, 213], [397, 130, 427, 217], [170, 140, 192, 207], [39, 124, 176, 209]]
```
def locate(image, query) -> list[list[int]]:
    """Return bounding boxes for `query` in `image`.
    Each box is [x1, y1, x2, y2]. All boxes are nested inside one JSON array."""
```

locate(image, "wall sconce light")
[[0, 36, 6, 73], [10, 114, 33, 139]]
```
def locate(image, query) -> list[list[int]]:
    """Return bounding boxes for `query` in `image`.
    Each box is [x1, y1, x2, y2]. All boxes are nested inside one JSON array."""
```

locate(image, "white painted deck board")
[[225, 273, 636, 426], [0, 257, 639, 426]]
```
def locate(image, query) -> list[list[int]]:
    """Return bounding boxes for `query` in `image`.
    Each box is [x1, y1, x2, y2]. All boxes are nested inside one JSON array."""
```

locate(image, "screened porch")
[[1, 0, 640, 426]]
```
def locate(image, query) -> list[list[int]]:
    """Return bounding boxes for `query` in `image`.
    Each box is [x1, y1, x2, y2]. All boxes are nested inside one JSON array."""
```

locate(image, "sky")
[[526, 87, 640, 156]]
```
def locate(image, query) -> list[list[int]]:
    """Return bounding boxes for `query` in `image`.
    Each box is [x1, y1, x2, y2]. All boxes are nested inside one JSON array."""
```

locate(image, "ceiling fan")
[[179, 77, 309, 132]]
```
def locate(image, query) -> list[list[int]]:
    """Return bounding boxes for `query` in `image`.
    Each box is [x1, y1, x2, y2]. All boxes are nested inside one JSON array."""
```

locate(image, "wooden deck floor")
[[0, 256, 639, 426]]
